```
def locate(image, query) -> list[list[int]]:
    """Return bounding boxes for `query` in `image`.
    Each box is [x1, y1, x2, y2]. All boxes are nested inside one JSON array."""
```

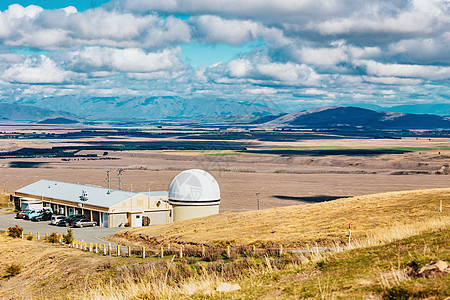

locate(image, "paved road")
[[0, 213, 123, 246]]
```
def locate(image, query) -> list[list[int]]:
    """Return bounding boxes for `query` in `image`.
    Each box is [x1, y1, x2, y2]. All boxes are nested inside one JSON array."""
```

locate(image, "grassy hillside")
[[87, 227, 450, 299], [0, 232, 114, 299], [1, 226, 448, 299], [114, 188, 450, 247]]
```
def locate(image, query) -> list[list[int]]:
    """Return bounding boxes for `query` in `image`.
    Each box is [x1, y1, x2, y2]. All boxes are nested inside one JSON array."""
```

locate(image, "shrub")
[[8, 225, 23, 238], [203, 247, 223, 262], [47, 232, 59, 243], [63, 228, 74, 244], [26, 235, 33, 240], [5, 263, 21, 277]]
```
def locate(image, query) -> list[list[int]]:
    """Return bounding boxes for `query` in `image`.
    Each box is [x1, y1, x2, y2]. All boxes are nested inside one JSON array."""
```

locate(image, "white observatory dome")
[[168, 169, 220, 206]]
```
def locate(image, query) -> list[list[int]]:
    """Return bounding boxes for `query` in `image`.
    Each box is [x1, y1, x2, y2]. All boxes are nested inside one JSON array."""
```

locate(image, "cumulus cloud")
[[1, 55, 69, 83], [0, 0, 449, 108], [0, 5, 191, 50], [117, 0, 348, 21], [356, 60, 450, 80], [72, 47, 186, 76], [217, 54, 322, 86], [190, 15, 288, 46]]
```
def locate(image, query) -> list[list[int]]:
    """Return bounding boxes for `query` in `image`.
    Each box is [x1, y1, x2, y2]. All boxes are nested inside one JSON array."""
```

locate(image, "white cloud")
[[312, 0, 448, 36], [191, 15, 288, 46], [0, 5, 191, 50], [228, 59, 252, 77], [73, 47, 186, 76], [118, 0, 345, 21], [387, 34, 450, 64], [363, 76, 423, 85], [2, 55, 69, 83], [222, 56, 321, 86], [243, 87, 278, 95], [356, 60, 450, 80]]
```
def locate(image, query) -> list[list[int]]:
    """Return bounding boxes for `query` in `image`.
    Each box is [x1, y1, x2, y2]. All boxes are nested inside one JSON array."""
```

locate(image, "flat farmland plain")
[[0, 131, 449, 211]]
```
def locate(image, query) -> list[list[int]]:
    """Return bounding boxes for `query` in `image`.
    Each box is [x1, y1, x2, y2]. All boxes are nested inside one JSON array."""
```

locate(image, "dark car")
[[57, 214, 84, 227], [31, 211, 53, 222], [72, 219, 97, 228]]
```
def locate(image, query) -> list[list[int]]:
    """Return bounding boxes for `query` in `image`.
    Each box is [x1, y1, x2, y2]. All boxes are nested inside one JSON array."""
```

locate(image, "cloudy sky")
[[0, 0, 449, 111]]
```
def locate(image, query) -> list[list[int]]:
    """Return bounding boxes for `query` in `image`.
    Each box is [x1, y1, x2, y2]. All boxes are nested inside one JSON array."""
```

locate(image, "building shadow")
[[7, 161, 47, 168], [272, 195, 349, 203]]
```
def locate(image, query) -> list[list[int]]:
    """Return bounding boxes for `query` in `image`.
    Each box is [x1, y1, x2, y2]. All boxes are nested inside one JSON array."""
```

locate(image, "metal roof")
[[15, 179, 165, 209], [140, 191, 168, 197]]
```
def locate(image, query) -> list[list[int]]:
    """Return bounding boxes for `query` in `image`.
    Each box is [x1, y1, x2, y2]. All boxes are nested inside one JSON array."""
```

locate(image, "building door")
[[68, 207, 74, 216], [92, 211, 100, 226], [102, 213, 108, 228]]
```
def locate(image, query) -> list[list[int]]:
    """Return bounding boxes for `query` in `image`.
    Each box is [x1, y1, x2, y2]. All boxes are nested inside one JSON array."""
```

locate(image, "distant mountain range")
[[252, 106, 450, 129], [7, 96, 273, 121], [0, 103, 77, 122], [1, 97, 449, 129]]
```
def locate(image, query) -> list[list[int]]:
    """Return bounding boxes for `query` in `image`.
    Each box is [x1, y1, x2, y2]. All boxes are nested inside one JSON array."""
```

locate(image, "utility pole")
[[256, 192, 260, 210], [118, 169, 123, 190], [106, 171, 110, 191], [105, 169, 124, 190]]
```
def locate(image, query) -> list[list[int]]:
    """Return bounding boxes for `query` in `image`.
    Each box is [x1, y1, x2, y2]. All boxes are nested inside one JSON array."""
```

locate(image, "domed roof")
[[168, 169, 220, 206]]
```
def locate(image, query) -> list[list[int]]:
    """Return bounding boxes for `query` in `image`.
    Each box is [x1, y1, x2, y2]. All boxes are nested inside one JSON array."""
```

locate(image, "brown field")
[[0, 129, 449, 211]]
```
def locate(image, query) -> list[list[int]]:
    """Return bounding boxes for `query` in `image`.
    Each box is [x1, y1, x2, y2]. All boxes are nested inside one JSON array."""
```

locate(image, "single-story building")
[[14, 179, 172, 228]]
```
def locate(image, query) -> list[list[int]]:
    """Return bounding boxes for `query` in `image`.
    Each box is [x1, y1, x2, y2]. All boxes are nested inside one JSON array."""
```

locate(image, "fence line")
[[19, 231, 346, 260]]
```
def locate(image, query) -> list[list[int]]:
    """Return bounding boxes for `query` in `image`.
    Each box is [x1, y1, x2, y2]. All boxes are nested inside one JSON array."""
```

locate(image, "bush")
[[63, 228, 74, 244], [8, 225, 23, 238], [203, 247, 223, 262], [5, 263, 21, 277], [26, 235, 33, 240], [47, 232, 59, 243]]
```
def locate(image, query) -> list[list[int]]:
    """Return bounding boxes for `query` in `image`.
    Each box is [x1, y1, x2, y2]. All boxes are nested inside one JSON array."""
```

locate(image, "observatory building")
[[13, 169, 221, 227], [168, 169, 220, 222]]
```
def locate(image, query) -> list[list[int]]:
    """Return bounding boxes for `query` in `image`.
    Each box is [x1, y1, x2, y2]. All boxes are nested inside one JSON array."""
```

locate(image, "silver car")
[[72, 219, 97, 228], [50, 215, 66, 225]]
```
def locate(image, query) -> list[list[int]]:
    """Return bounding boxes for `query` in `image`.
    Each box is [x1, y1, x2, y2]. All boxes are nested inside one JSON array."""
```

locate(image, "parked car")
[[58, 214, 83, 227], [24, 209, 40, 220], [50, 215, 66, 225], [15, 210, 28, 219], [69, 217, 89, 227], [24, 207, 53, 220], [72, 219, 97, 228], [31, 211, 53, 222]]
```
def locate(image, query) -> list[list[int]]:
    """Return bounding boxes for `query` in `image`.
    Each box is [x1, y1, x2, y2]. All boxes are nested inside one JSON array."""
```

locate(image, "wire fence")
[[21, 231, 346, 261]]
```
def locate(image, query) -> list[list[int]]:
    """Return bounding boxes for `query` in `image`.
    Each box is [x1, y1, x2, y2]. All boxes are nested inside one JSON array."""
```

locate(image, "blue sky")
[[0, 0, 449, 112]]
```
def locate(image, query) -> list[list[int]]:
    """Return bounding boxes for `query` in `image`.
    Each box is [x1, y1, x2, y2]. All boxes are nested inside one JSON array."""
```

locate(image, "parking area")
[[0, 213, 123, 246]]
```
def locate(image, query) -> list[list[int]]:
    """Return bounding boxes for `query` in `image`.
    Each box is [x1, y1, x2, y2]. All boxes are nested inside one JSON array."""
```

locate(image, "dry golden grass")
[[114, 188, 450, 248], [0, 232, 112, 299]]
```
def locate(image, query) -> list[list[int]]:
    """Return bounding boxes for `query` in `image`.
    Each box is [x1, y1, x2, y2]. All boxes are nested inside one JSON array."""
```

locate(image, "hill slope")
[[114, 188, 450, 247], [255, 106, 450, 129], [0, 103, 77, 122]]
